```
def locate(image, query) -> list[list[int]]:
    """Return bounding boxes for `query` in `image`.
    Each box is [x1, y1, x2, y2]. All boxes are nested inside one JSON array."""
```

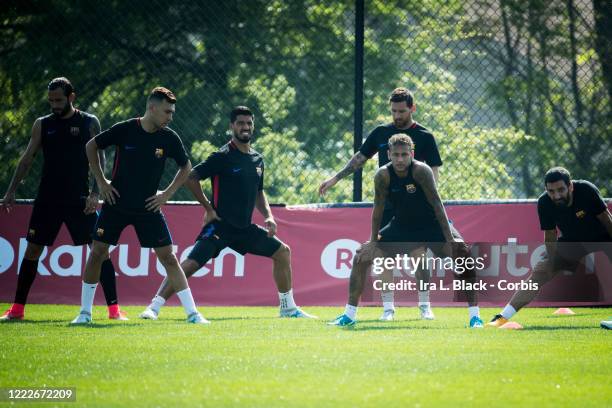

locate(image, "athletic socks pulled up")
[[176, 288, 198, 316], [14, 259, 38, 305], [278, 289, 297, 311], [344, 304, 357, 320]]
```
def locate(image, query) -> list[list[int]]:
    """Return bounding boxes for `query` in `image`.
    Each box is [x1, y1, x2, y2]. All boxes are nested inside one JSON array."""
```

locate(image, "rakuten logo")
[[0, 237, 245, 277], [320, 239, 360, 279]]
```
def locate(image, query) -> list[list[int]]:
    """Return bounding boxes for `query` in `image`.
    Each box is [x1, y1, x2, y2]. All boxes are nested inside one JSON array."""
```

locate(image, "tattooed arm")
[[370, 167, 389, 242], [319, 152, 369, 196], [413, 162, 453, 242]]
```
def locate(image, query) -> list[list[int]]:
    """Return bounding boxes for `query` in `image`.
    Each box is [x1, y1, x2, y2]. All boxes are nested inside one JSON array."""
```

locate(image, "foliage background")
[[1, 0, 610, 203]]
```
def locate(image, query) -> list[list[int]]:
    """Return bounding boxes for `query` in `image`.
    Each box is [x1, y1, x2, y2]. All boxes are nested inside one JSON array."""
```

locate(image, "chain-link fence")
[[1, 0, 610, 205]]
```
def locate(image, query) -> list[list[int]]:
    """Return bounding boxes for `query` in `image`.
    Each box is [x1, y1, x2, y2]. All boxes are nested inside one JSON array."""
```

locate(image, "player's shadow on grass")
[[545, 313, 603, 318], [159, 316, 271, 323], [521, 325, 595, 331], [350, 324, 442, 331], [63, 322, 117, 328], [206, 316, 275, 321]]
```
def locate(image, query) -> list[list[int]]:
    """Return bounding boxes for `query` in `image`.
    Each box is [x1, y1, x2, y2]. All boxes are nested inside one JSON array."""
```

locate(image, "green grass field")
[[0, 304, 610, 408]]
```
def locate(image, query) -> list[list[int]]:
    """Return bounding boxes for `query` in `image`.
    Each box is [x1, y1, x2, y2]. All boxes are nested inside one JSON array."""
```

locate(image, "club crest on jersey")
[[155, 148, 164, 158], [70, 126, 80, 136], [28, 229, 35, 236], [405, 184, 416, 193], [575, 210, 586, 219], [256, 166, 263, 176], [96, 228, 104, 237]]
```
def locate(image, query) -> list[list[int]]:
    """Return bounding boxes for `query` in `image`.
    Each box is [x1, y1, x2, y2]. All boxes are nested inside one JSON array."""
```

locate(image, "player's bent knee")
[[158, 253, 179, 268], [181, 258, 200, 276], [90, 242, 110, 261], [272, 243, 291, 261]]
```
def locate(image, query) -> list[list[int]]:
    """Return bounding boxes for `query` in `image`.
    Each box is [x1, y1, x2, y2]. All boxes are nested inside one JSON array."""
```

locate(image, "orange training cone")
[[553, 308, 576, 315], [499, 321, 523, 330]]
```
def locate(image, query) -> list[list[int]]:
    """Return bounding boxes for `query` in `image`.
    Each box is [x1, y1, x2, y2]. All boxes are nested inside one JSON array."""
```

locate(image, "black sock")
[[99, 259, 118, 306], [14, 259, 39, 305]]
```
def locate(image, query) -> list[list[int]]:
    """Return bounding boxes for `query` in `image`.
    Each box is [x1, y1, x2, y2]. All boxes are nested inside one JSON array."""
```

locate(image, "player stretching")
[[319, 88, 446, 321], [487, 167, 612, 328], [329, 134, 483, 328], [140, 106, 315, 320], [1, 77, 125, 321], [71, 87, 207, 324]]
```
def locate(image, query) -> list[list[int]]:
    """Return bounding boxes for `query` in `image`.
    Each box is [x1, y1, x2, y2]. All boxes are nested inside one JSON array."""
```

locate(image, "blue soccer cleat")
[[470, 316, 484, 328], [328, 314, 356, 327]]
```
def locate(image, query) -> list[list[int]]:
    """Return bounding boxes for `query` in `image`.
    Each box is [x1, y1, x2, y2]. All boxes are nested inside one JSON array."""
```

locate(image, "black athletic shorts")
[[547, 241, 612, 272], [27, 200, 96, 246], [187, 220, 282, 266], [93, 204, 173, 248], [377, 221, 466, 258]]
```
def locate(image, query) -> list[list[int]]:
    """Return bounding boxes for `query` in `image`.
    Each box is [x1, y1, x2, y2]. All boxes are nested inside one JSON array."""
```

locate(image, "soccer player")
[[487, 167, 612, 327], [0, 77, 126, 321], [139, 106, 315, 320], [70, 87, 207, 324], [319, 88, 445, 321], [328, 134, 483, 328]]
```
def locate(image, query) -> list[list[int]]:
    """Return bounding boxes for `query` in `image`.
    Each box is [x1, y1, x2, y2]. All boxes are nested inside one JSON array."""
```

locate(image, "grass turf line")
[[0, 304, 610, 408]]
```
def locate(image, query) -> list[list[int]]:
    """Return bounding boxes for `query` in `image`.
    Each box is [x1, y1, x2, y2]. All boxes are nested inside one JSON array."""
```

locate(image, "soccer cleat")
[[470, 316, 484, 328], [70, 311, 92, 325], [0, 308, 24, 322], [279, 307, 318, 319], [109, 310, 129, 321], [485, 314, 508, 328], [186, 312, 210, 324], [419, 304, 435, 320], [379, 309, 395, 321], [327, 314, 356, 327], [601, 320, 612, 330], [139, 308, 159, 320]]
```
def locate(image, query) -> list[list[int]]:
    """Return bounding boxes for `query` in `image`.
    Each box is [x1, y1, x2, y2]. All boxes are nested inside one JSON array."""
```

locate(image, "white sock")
[[150, 295, 166, 313], [381, 291, 395, 311], [501, 304, 517, 320], [81, 282, 98, 315], [344, 304, 357, 320], [418, 290, 430, 305], [468, 306, 480, 319], [176, 288, 198, 316], [279, 289, 297, 310]]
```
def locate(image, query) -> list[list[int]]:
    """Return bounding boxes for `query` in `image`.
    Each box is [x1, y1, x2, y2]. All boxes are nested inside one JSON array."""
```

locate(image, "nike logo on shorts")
[[232, 168, 242, 173]]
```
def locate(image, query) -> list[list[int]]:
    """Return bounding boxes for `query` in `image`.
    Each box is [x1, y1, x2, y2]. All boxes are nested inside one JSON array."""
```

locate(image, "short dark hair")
[[389, 87, 414, 107], [544, 167, 571, 186], [388, 134, 414, 150], [148, 87, 176, 104], [48, 77, 74, 97], [230, 106, 254, 123]]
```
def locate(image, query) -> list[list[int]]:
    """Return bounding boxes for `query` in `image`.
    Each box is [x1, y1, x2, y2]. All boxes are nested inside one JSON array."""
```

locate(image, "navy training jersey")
[[385, 161, 438, 230], [94, 118, 189, 213], [537, 180, 609, 242], [193, 141, 264, 229], [359, 122, 442, 168], [37, 110, 95, 205]]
